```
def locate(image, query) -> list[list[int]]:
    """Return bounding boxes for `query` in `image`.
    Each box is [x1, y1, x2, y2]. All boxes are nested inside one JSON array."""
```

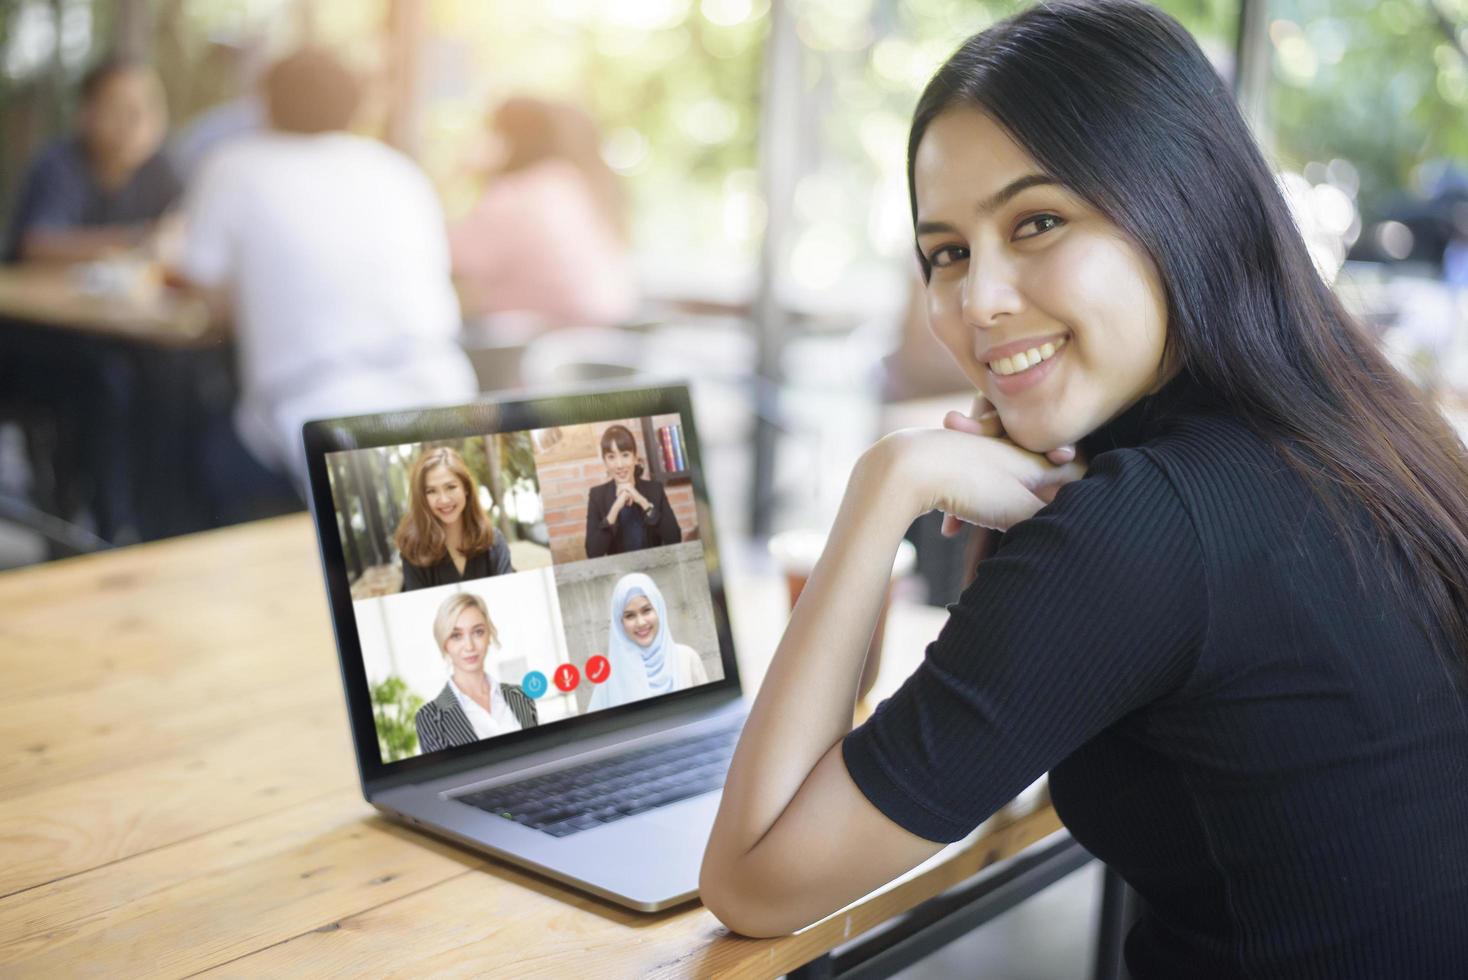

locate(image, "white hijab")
[[588, 573, 679, 711]]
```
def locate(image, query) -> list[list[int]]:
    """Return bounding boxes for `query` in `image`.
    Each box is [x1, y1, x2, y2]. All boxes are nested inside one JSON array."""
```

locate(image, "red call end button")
[[585, 654, 611, 684], [553, 663, 580, 692]]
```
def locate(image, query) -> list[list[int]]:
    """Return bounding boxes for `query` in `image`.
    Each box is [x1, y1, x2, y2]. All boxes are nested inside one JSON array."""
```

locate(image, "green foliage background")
[[371, 675, 425, 762]]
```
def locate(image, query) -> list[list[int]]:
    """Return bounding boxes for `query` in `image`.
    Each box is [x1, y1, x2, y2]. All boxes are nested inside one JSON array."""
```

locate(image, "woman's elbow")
[[699, 863, 802, 938]]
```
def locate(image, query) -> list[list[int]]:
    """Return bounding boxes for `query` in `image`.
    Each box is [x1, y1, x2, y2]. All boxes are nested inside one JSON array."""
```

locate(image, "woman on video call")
[[587, 573, 708, 711], [700, 1, 1468, 973], [583, 424, 682, 558], [414, 591, 538, 753], [395, 446, 514, 591]]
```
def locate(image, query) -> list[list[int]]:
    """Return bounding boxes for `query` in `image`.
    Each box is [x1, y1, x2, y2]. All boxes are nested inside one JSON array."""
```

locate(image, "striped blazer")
[[414, 681, 538, 754]]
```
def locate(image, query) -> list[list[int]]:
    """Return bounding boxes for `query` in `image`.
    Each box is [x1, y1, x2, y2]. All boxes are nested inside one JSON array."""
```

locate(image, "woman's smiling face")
[[604, 446, 637, 485], [621, 594, 659, 647], [913, 107, 1171, 452], [423, 464, 466, 527]]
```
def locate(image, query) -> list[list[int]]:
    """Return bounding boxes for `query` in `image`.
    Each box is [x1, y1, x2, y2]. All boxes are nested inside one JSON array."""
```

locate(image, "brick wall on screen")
[[535, 415, 697, 565]]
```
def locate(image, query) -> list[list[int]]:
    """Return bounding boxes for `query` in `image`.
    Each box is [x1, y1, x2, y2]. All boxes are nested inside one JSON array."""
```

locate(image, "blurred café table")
[[0, 262, 229, 547], [0, 515, 1089, 979], [0, 263, 215, 346]]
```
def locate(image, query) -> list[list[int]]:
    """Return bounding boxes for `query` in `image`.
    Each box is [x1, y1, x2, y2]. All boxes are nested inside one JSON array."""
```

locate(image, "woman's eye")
[[928, 245, 969, 269], [1014, 214, 1063, 239]]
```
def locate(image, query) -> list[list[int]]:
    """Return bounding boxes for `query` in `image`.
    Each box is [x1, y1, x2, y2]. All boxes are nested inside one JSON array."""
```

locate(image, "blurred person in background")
[[449, 96, 639, 328], [3, 57, 181, 264], [173, 48, 477, 517], [168, 35, 268, 182]]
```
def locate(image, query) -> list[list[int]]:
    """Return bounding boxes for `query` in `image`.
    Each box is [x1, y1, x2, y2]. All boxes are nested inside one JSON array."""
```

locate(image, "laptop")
[[303, 381, 748, 912]]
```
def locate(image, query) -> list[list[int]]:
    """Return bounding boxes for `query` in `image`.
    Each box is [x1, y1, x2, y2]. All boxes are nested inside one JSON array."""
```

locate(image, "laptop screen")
[[304, 385, 737, 779]]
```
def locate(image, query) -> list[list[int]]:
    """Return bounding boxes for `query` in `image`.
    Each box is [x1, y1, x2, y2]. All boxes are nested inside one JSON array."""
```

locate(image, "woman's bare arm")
[[700, 427, 1083, 937]]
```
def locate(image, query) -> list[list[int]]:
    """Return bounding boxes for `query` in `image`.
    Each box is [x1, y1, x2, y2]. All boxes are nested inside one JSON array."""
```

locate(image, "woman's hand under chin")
[[938, 396, 1086, 534], [860, 396, 1088, 534]]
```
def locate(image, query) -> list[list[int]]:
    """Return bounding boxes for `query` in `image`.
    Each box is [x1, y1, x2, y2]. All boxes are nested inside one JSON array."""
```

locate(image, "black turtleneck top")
[[842, 373, 1468, 978]]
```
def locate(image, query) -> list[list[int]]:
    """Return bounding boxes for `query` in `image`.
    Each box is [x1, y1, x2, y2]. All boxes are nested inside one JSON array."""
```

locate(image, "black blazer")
[[584, 477, 682, 558], [400, 528, 515, 592], [414, 681, 538, 754]]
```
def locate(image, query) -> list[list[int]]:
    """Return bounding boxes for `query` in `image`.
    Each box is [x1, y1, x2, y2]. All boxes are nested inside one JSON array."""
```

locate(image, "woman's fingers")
[[1032, 459, 1089, 504], [944, 408, 1002, 440], [1045, 445, 1077, 465], [941, 399, 1003, 535], [942, 409, 982, 435]]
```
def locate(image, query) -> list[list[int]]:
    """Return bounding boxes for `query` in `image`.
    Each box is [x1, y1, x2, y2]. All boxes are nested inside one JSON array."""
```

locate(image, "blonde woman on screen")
[[414, 592, 537, 753]]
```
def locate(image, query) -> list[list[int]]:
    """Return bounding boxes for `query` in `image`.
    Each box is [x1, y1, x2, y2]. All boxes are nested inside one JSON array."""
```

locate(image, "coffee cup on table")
[[768, 529, 916, 701]]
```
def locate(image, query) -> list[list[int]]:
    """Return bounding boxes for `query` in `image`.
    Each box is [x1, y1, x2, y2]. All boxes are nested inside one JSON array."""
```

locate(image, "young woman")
[[587, 573, 709, 711], [395, 446, 514, 591], [583, 425, 682, 558], [701, 2, 1468, 973], [414, 591, 537, 753]]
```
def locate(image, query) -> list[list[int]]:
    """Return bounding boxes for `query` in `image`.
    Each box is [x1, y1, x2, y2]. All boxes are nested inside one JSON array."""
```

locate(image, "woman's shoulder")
[[1001, 446, 1200, 577], [674, 644, 709, 683], [416, 686, 451, 721], [1056, 412, 1323, 579], [1134, 411, 1312, 515]]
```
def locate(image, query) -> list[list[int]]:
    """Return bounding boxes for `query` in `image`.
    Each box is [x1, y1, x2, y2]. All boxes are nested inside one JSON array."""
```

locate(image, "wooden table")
[[0, 265, 217, 348], [0, 516, 1072, 978]]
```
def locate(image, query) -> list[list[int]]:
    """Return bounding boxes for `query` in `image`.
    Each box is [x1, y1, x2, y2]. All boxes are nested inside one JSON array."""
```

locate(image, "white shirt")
[[179, 132, 477, 483], [448, 674, 523, 740]]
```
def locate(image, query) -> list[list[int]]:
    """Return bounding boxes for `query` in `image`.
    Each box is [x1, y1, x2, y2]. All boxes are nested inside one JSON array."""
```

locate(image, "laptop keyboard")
[[454, 719, 742, 838]]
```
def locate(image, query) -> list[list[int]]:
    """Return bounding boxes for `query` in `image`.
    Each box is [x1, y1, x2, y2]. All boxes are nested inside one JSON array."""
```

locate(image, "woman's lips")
[[986, 337, 1067, 397]]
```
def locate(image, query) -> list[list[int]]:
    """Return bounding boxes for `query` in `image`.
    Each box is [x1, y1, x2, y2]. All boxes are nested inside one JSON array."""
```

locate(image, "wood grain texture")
[[0, 514, 1069, 977]]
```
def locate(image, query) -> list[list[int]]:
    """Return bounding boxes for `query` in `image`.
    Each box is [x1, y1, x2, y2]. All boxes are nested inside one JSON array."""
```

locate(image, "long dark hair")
[[922, 0, 1468, 681]]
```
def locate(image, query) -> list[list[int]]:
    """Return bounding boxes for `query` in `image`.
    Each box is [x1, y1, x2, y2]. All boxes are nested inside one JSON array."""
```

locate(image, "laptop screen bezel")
[[303, 380, 744, 793]]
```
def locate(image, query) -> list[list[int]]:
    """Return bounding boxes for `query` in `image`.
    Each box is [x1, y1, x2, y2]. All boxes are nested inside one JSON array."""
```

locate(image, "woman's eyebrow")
[[915, 173, 1058, 235]]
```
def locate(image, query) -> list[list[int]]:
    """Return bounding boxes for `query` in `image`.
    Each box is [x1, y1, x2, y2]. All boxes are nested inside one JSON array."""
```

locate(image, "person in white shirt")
[[175, 48, 477, 497], [415, 591, 538, 754]]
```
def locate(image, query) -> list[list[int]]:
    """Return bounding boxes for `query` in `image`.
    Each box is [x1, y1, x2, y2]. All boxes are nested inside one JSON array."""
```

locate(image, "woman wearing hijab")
[[414, 592, 537, 753], [588, 573, 709, 711]]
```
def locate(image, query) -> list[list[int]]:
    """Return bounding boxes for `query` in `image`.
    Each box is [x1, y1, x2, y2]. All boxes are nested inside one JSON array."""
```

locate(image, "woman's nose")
[[962, 258, 1023, 328]]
